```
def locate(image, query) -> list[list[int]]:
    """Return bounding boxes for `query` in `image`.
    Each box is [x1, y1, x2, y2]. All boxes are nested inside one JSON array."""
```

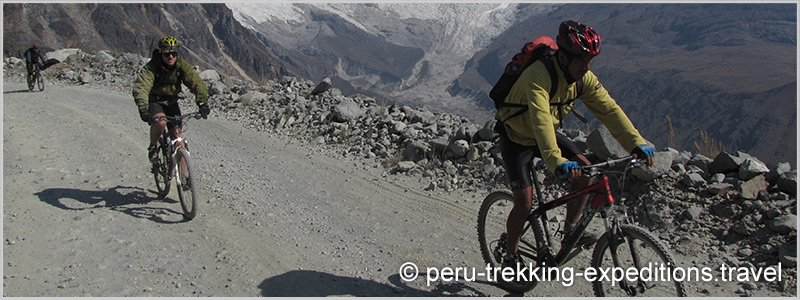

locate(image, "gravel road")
[[2, 79, 789, 296], [1, 79, 512, 296]]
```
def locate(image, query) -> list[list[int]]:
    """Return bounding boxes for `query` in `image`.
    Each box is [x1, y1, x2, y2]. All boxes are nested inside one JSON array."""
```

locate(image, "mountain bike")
[[477, 155, 687, 296], [151, 112, 202, 220], [27, 63, 44, 91]]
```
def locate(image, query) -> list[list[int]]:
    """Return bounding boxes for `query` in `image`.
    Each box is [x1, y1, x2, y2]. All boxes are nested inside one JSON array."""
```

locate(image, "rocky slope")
[[5, 49, 797, 296], [229, 3, 796, 166]]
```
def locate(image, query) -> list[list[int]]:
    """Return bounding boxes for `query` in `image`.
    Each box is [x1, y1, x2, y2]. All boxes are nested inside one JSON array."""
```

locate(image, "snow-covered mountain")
[[227, 3, 558, 118]]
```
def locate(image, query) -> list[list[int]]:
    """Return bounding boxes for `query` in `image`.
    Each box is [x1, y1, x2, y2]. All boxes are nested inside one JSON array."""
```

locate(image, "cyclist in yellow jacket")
[[132, 36, 210, 162], [496, 21, 655, 267]]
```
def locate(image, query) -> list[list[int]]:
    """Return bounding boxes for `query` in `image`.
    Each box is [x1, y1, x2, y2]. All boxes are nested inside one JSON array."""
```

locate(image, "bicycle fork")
[[600, 205, 651, 295]]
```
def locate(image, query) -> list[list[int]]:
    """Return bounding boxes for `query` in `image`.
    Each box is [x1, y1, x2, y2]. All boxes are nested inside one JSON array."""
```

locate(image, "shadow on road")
[[258, 270, 495, 296], [3, 89, 35, 94], [35, 185, 187, 223]]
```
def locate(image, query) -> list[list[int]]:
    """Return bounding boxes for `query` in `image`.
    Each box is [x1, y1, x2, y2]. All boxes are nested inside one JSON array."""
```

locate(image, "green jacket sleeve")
[[579, 72, 647, 152], [179, 60, 209, 106], [132, 65, 155, 111]]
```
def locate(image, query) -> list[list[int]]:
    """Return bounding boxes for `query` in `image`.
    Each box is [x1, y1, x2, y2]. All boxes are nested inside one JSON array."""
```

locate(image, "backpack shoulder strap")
[[544, 57, 590, 127], [541, 56, 558, 101]]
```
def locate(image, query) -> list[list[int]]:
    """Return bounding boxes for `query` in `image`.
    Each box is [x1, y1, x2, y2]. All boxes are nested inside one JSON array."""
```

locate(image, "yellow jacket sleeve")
[[579, 73, 647, 154], [495, 59, 647, 173], [495, 61, 569, 172]]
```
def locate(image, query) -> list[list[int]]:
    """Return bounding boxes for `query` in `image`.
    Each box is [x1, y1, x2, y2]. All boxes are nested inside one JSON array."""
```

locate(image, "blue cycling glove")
[[632, 145, 655, 159], [556, 161, 580, 175]]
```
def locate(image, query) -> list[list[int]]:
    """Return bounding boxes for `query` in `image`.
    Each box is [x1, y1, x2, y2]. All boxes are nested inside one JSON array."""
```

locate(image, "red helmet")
[[556, 20, 601, 57], [32, 43, 39, 49]]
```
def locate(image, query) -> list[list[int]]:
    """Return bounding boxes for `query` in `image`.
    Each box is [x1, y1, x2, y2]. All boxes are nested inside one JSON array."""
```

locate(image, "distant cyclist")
[[494, 21, 655, 268], [132, 36, 211, 162], [24, 43, 46, 81]]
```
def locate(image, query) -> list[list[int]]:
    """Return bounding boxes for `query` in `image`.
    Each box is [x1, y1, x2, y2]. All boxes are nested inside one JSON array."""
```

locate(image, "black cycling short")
[[148, 101, 182, 131], [500, 130, 582, 190]]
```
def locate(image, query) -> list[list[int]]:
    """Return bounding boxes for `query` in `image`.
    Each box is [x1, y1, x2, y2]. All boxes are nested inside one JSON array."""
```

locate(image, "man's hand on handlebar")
[[556, 161, 582, 181], [631, 145, 655, 167]]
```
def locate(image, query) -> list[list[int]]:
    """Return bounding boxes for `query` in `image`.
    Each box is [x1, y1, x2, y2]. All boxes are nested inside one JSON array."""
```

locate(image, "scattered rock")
[[739, 157, 770, 181], [776, 172, 797, 196], [708, 152, 744, 175], [708, 182, 734, 195], [682, 206, 703, 220], [769, 214, 797, 234], [739, 175, 768, 200], [682, 173, 706, 188], [778, 241, 797, 267], [310, 77, 332, 96], [631, 151, 673, 181]]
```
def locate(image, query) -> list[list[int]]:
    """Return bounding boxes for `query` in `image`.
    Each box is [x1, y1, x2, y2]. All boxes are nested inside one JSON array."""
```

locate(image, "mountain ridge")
[[3, 3, 287, 83]]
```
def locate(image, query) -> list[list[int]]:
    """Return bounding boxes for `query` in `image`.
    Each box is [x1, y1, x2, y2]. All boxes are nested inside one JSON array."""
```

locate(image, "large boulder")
[[208, 80, 228, 96], [475, 119, 497, 142], [199, 69, 221, 82], [631, 151, 673, 181], [739, 157, 769, 181], [767, 162, 792, 184], [687, 154, 713, 173], [777, 172, 797, 196], [332, 100, 365, 122], [769, 214, 797, 234], [46, 48, 81, 63], [586, 125, 628, 160], [708, 152, 744, 174], [239, 90, 266, 106], [739, 174, 768, 200], [95, 50, 115, 64], [403, 140, 430, 162], [449, 139, 470, 157], [310, 77, 332, 96]]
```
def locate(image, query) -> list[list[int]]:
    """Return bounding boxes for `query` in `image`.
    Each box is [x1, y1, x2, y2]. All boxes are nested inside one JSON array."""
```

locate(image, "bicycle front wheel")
[[37, 74, 44, 91], [477, 191, 538, 294], [175, 148, 198, 220], [591, 224, 687, 297]]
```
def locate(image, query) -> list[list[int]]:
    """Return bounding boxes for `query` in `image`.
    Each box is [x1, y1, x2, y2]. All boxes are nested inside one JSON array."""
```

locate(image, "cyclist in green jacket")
[[132, 36, 210, 162], [495, 21, 655, 268]]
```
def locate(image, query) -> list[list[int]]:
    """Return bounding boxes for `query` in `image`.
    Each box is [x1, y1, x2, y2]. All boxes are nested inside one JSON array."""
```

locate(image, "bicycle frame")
[[518, 157, 635, 267], [155, 113, 199, 178]]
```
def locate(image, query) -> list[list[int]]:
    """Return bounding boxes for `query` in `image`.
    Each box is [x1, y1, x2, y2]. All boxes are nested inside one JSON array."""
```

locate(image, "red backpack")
[[490, 36, 586, 126]]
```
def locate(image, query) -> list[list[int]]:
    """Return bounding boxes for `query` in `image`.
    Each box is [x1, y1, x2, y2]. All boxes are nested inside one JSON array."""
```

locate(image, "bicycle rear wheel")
[[477, 191, 538, 293], [37, 74, 44, 91], [591, 224, 687, 297], [175, 148, 198, 220], [152, 142, 171, 198]]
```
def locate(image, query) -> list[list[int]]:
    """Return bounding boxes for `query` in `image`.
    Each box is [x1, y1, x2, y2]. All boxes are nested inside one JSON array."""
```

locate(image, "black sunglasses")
[[162, 51, 178, 57]]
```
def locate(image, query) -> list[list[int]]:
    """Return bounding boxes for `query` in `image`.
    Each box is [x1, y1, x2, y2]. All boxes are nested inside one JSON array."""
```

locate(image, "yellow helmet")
[[158, 36, 179, 52]]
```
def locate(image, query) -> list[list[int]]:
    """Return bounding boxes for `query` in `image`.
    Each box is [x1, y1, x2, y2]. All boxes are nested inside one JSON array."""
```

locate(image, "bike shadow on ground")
[[258, 270, 501, 296], [3, 89, 35, 94], [35, 185, 187, 224]]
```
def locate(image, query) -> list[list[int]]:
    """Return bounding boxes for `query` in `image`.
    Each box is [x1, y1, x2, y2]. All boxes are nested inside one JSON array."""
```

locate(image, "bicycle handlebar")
[[580, 155, 642, 177], [556, 155, 642, 180], [584, 155, 640, 171], [154, 112, 202, 124]]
